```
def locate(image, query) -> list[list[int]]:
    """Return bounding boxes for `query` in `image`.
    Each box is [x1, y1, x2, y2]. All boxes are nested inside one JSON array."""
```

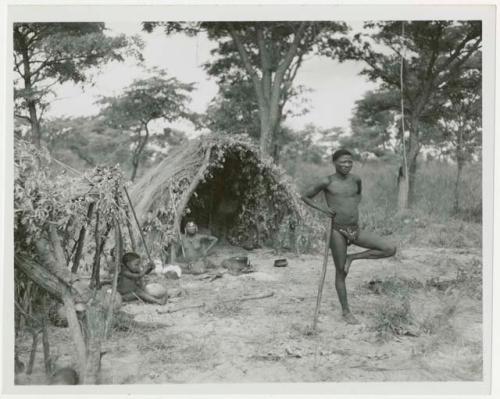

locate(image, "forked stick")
[[312, 218, 333, 332]]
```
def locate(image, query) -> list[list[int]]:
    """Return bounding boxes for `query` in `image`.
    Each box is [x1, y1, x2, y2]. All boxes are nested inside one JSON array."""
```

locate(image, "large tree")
[[204, 74, 261, 139], [437, 55, 482, 212], [143, 21, 349, 160], [324, 21, 481, 208], [13, 23, 142, 147], [98, 69, 195, 181]]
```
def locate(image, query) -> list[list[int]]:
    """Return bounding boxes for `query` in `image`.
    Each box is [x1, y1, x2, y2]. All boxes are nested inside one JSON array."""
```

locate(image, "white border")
[[1, 2, 496, 397]]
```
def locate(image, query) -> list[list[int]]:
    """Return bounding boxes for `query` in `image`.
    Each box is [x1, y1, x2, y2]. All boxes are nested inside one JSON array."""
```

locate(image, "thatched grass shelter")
[[129, 135, 305, 259]]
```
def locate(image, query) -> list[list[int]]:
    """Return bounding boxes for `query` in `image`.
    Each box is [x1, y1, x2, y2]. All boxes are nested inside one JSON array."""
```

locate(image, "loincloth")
[[332, 223, 360, 246]]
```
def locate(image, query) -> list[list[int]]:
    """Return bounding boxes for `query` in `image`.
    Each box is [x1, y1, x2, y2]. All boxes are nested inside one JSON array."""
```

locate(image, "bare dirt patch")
[[16, 245, 482, 384]]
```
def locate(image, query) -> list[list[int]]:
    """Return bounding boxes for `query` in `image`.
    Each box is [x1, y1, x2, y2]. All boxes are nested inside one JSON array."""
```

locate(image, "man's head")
[[332, 149, 354, 175], [185, 220, 198, 235], [122, 252, 141, 272]]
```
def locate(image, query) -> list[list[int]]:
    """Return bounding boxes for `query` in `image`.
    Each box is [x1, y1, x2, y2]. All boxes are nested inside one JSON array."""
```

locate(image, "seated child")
[[117, 252, 167, 305]]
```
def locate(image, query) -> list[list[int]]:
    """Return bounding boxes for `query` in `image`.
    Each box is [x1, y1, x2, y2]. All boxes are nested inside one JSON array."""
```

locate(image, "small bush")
[[366, 276, 421, 340], [373, 297, 414, 340]]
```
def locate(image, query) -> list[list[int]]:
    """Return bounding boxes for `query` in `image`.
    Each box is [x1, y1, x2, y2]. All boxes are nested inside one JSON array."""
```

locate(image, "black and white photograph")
[[2, 2, 495, 395]]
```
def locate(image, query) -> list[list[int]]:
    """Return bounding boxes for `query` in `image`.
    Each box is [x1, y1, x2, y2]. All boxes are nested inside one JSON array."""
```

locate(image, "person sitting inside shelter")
[[175, 220, 219, 274], [117, 252, 167, 305]]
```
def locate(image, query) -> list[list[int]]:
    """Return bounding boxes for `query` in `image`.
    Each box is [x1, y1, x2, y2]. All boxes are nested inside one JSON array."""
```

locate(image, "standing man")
[[301, 149, 396, 324]]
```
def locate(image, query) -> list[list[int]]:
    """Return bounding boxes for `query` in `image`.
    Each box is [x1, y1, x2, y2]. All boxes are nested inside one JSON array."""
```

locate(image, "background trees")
[[324, 21, 482, 209], [143, 21, 350, 161], [98, 69, 195, 180], [437, 56, 482, 212], [13, 23, 142, 147]]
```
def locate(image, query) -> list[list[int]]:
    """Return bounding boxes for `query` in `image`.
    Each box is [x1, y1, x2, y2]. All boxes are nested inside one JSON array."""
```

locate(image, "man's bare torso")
[[324, 174, 361, 225]]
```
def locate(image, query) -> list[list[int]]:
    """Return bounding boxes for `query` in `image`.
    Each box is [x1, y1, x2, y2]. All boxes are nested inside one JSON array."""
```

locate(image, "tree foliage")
[[14, 140, 129, 251], [43, 116, 132, 170], [13, 22, 143, 147], [98, 69, 195, 180], [143, 21, 350, 159], [323, 21, 482, 207]]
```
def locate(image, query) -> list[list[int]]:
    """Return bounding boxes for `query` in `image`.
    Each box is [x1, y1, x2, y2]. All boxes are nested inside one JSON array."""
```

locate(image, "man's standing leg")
[[330, 230, 359, 324]]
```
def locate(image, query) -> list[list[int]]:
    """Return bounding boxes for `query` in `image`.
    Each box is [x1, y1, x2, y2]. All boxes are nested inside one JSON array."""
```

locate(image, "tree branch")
[[227, 25, 260, 86], [14, 113, 32, 122], [274, 22, 307, 82], [227, 24, 266, 109], [436, 33, 481, 75]]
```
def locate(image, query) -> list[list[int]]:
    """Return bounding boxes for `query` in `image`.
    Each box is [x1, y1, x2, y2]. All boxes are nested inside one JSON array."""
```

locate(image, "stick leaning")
[[312, 218, 333, 331], [123, 186, 153, 264]]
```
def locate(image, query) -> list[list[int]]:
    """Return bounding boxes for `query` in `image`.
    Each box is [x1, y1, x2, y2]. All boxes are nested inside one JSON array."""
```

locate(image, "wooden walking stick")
[[312, 218, 334, 332]]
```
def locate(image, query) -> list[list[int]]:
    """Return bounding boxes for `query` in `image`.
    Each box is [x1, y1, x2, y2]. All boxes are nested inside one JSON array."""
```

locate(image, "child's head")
[[122, 252, 141, 272]]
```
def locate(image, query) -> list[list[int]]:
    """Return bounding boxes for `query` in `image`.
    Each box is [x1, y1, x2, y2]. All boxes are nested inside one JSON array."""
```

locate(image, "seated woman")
[[175, 220, 219, 275], [117, 252, 167, 305]]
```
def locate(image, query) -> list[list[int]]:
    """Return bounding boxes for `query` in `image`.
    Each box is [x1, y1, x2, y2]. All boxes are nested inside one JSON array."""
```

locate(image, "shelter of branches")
[[130, 136, 305, 258]]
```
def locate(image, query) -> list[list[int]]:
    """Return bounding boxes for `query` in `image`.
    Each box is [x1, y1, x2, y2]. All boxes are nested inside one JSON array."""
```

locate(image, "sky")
[[47, 22, 378, 136]]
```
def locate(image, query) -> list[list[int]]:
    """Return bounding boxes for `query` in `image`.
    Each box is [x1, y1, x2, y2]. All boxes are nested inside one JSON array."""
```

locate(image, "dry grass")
[[289, 159, 482, 249], [365, 261, 481, 343]]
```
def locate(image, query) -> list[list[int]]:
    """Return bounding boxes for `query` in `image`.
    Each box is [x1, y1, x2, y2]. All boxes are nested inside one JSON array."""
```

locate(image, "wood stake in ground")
[[312, 218, 333, 331]]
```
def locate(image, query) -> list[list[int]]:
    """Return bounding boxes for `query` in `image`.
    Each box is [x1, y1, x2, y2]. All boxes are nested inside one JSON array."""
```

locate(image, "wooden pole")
[[105, 219, 122, 338], [169, 184, 186, 260], [72, 202, 95, 273], [312, 218, 333, 331], [398, 20, 410, 210], [123, 186, 153, 264]]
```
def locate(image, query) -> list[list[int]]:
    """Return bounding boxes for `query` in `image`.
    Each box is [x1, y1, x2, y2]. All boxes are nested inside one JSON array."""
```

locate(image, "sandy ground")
[[16, 244, 483, 384]]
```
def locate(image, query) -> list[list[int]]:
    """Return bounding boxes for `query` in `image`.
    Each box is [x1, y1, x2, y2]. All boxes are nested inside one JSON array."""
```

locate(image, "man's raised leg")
[[344, 230, 396, 274], [330, 230, 359, 324]]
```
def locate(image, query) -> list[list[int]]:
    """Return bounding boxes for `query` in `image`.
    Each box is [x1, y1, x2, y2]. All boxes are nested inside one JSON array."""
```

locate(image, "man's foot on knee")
[[344, 255, 353, 275], [342, 312, 360, 325]]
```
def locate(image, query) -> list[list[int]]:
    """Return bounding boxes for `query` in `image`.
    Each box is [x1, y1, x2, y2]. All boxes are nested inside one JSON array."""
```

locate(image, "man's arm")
[[301, 177, 337, 218], [120, 269, 143, 280], [121, 263, 154, 280], [201, 235, 218, 256]]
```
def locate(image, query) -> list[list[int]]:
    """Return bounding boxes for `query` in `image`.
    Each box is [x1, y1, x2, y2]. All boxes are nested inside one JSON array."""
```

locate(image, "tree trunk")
[[258, 106, 272, 158], [28, 104, 41, 148], [105, 220, 122, 338], [397, 174, 410, 210], [20, 44, 42, 147], [83, 305, 106, 384], [130, 160, 139, 182], [454, 160, 464, 213], [258, 103, 281, 160], [131, 125, 150, 182], [408, 147, 419, 206], [61, 288, 87, 380], [47, 225, 88, 380], [72, 202, 95, 273], [397, 116, 420, 210], [15, 255, 65, 300], [26, 332, 38, 375], [41, 295, 52, 376], [90, 222, 112, 290]]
